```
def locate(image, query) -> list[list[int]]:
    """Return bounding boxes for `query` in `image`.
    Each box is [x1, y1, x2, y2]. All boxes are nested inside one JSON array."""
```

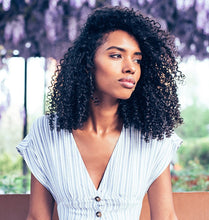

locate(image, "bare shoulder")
[[147, 166, 178, 220]]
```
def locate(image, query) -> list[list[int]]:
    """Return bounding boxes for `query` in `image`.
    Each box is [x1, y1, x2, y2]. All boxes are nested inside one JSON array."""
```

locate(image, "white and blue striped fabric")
[[17, 115, 182, 220]]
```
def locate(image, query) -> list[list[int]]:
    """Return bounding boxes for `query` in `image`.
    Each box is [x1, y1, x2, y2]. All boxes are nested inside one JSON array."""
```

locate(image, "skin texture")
[[27, 174, 54, 220], [148, 166, 178, 220], [93, 30, 142, 102], [27, 31, 177, 219]]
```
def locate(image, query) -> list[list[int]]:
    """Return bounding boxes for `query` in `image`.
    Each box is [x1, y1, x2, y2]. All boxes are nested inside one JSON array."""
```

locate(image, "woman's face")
[[93, 30, 142, 102]]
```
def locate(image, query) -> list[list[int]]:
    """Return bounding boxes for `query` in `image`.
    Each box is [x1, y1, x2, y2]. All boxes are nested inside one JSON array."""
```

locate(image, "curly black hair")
[[47, 6, 184, 141]]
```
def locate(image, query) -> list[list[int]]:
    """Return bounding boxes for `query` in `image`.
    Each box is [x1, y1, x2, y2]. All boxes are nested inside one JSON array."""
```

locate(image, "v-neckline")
[[71, 125, 124, 192]]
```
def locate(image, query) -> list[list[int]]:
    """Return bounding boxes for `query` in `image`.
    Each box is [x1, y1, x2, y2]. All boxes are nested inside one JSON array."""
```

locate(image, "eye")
[[133, 59, 142, 64], [109, 54, 122, 59]]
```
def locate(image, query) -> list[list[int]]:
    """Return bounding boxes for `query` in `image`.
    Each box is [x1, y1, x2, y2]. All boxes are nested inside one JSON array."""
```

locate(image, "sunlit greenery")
[[176, 103, 209, 138], [0, 153, 30, 194], [172, 160, 209, 192]]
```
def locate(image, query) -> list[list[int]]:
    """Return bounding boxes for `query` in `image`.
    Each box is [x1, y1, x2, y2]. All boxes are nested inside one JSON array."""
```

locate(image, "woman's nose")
[[122, 61, 136, 74]]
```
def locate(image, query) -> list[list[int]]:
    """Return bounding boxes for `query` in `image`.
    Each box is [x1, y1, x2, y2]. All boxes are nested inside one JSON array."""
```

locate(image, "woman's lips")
[[118, 77, 135, 89]]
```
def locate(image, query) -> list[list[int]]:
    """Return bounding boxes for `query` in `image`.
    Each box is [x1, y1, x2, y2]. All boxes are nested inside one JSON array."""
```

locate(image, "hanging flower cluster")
[[0, 0, 208, 59]]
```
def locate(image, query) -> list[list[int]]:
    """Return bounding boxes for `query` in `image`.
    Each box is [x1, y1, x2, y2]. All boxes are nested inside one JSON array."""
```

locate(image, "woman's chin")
[[117, 93, 133, 100]]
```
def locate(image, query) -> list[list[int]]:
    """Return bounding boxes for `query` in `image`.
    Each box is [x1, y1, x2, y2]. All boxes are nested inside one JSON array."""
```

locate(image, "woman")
[[17, 6, 184, 220]]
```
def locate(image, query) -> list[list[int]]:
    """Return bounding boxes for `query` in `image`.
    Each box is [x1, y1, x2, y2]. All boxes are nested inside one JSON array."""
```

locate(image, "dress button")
[[95, 196, 101, 202], [96, 211, 102, 217]]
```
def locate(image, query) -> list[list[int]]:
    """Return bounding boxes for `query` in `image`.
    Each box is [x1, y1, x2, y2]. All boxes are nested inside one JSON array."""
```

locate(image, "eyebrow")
[[106, 46, 142, 55]]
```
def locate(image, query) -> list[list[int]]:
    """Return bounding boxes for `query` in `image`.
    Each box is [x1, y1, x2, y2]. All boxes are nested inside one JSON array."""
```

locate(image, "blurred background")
[[0, 0, 209, 193]]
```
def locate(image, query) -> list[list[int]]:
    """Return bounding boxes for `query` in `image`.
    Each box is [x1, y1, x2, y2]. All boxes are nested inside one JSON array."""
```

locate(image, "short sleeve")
[[16, 117, 51, 192], [146, 133, 182, 189]]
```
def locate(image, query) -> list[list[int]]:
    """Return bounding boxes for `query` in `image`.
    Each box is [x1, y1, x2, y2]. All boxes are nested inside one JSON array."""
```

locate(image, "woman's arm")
[[147, 165, 178, 220], [27, 174, 55, 220]]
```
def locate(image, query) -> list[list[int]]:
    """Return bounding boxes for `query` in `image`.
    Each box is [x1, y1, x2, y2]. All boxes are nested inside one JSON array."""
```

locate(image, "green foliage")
[[0, 107, 24, 158], [177, 137, 209, 168], [0, 153, 22, 175], [176, 103, 209, 138], [0, 153, 30, 194], [172, 160, 209, 192], [0, 175, 30, 194]]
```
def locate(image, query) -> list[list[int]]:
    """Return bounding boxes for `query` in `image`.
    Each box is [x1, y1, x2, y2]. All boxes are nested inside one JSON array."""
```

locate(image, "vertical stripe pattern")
[[16, 115, 182, 220]]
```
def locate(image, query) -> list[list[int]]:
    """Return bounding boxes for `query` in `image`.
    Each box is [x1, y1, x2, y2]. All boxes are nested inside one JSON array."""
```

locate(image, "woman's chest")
[[72, 131, 121, 190], [47, 130, 150, 201]]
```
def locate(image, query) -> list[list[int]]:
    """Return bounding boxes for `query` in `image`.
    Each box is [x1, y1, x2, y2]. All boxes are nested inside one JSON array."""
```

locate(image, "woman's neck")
[[83, 99, 122, 135]]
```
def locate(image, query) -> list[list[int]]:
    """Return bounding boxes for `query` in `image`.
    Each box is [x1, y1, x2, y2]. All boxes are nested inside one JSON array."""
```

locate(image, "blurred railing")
[[0, 192, 208, 220]]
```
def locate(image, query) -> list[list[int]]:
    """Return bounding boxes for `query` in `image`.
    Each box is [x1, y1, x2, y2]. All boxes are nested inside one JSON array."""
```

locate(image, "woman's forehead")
[[97, 30, 141, 53]]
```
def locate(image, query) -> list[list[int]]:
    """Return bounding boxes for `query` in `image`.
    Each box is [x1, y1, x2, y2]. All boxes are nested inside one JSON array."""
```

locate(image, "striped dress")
[[17, 115, 182, 220]]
